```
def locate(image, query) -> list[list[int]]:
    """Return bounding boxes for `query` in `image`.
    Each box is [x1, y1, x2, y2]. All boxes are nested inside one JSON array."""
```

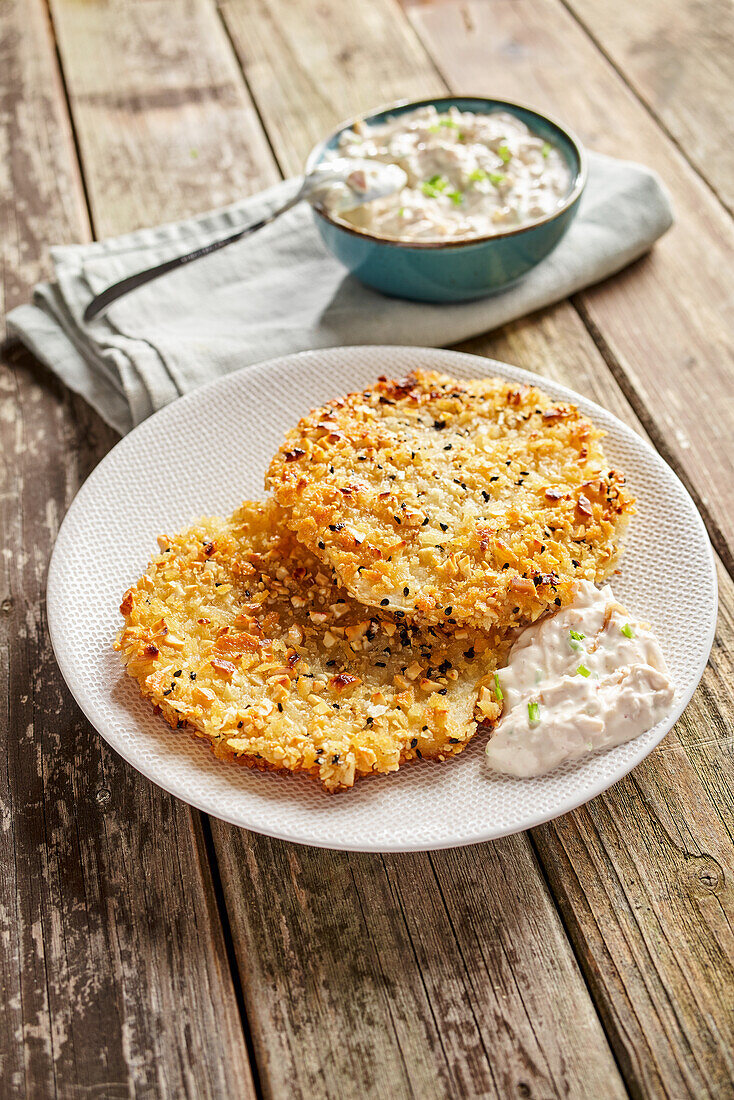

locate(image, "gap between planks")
[[555, 0, 734, 217]]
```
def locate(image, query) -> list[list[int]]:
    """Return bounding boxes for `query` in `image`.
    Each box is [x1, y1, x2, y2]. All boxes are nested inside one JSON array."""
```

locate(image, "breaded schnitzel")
[[267, 370, 634, 632], [116, 499, 509, 791]]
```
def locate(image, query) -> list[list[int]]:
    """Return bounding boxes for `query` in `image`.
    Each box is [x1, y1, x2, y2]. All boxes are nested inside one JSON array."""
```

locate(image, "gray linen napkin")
[[7, 152, 672, 435]]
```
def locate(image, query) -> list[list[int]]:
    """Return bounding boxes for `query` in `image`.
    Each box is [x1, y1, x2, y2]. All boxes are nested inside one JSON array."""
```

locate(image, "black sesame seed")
[[403, 587, 409, 596], [439, 522, 448, 532], [318, 540, 325, 549], [237, 721, 243, 728], [464, 647, 475, 659], [490, 475, 499, 482], [173, 670, 182, 677], [433, 420, 446, 430], [277, 704, 283, 712], [481, 490, 490, 502], [332, 754, 340, 764], [163, 688, 173, 697], [375, 661, 386, 667], [411, 738, 418, 748], [380, 598, 389, 606], [189, 671, 196, 680], [444, 607, 453, 615]]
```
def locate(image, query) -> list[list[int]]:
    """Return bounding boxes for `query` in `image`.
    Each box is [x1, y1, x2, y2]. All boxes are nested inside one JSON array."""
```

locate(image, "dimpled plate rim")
[[47, 346, 717, 852]]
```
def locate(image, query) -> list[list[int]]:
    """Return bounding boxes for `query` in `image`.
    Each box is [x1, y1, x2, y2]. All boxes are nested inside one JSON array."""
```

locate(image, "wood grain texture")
[[218, 0, 446, 177], [1, 2, 255, 1096], [403, 0, 734, 575], [563, 0, 734, 213], [49, 0, 279, 235], [465, 313, 734, 1098], [215, 836, 627, 1100]]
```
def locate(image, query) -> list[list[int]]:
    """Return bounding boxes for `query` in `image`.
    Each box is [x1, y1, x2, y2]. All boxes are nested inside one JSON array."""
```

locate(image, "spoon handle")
[[82, 189, 303, 323]]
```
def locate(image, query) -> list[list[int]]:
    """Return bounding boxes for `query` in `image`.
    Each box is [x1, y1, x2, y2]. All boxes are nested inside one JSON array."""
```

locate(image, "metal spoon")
[[82, 159, 406, 323]]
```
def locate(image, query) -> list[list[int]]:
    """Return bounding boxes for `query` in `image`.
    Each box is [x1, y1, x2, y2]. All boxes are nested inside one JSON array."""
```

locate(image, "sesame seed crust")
[[115, 500, 509, 791], [266, 370, 635, 632]]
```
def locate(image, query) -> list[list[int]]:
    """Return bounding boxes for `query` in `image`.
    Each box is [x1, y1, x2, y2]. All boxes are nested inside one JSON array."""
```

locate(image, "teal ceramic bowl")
[[306, 96, 586, 303]]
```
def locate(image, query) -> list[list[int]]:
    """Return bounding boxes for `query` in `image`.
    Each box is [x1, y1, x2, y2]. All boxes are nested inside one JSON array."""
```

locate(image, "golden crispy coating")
[[267, 370, 635, 632], [115, 500, 509, 791]]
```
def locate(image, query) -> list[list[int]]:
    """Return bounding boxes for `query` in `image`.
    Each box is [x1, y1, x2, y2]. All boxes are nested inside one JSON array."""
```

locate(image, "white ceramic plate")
[[47, 347, 717, 851]]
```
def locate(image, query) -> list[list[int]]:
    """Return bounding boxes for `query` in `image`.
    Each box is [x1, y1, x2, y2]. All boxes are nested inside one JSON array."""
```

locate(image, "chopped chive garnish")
[[621, 623, 635, 639], [528, 701, 540, 723], [493, 673, 504, 702], [429, 119, 461, 134], [498, 144, 511, 163], [469, 168, 488, 183], [577, 665, 591, 677], [422, 174, 450, 198], [488, 172, 506, 186], [542, 142, 552, 158], [570, 629, 585, 641], [448, 189, 463, 205]]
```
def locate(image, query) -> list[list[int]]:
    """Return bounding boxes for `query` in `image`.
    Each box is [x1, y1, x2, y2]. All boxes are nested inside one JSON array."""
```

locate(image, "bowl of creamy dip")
[[307, 96, 586, 302]]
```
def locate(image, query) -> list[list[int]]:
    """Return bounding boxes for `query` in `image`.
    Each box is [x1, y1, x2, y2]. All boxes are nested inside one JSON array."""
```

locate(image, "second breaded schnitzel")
[[267, 369, 635, 632], [115, 499, 509, 791]]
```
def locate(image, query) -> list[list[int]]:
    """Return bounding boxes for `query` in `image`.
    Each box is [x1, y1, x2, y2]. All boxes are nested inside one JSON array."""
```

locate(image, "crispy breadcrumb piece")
[[267, 370, 635, 631], [116, 500, 509, 791]]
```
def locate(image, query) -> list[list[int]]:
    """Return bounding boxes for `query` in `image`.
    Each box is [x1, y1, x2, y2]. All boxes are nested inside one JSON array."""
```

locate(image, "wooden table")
[[2, 1, 732, 1096]]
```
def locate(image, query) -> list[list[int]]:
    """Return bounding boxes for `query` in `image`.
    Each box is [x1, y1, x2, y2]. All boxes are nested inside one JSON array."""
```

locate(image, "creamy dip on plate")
[[323, 105, 573, 242], [485, 581, 674, 777]]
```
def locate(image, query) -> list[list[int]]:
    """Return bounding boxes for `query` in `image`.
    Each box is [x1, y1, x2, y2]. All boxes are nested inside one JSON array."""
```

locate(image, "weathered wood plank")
[[563, 0, 734, 213], [221, 1, 734, 1095], [1, 1, 256, 1096], [49, 0, 279, 234], [464, 317, 734, 1099], [217, 0, 446, 177], [215, 835, 627, 1100], [402, 0, 734, 573]]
